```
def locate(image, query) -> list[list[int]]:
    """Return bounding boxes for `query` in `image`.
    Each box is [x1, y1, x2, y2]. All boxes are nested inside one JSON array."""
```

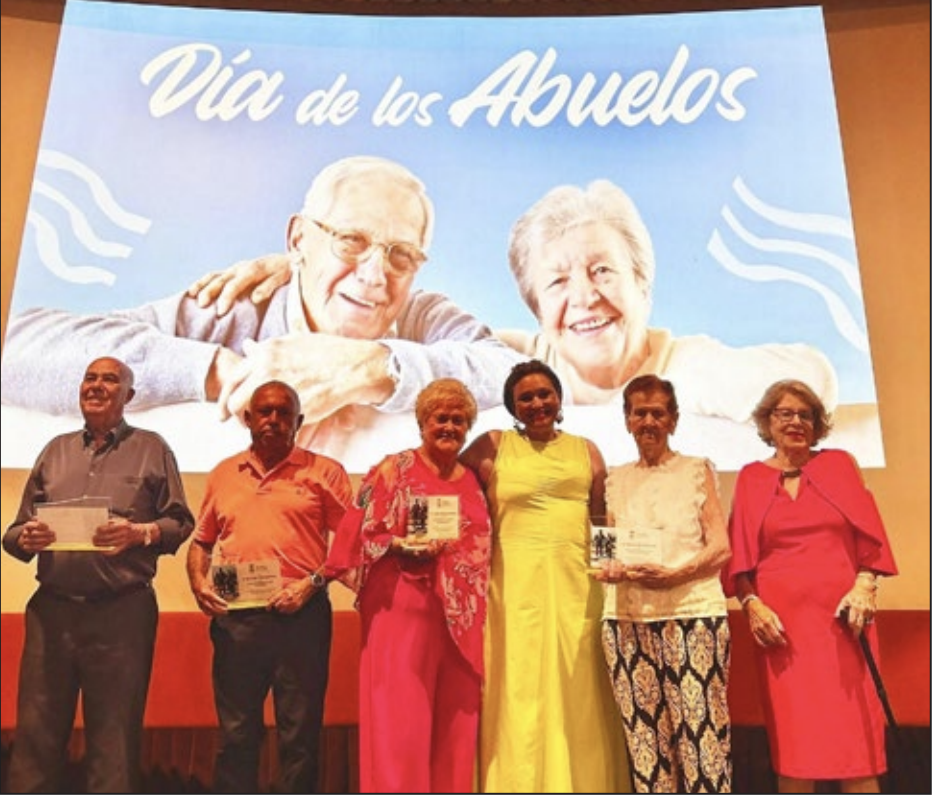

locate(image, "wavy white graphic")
[[708, 230, 867, 352], [26, 211, 117, 286], [37, 150, 151, 233], [32, 182, 133, 259], [719, 205, 861, 296], [709, 177, 866, 351], [26, 149, 151, 285], [731, 176, 854, 238]]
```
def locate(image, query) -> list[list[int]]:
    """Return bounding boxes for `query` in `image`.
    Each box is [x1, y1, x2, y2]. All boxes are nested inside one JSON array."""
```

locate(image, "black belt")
[[38, 581, 151, 604]]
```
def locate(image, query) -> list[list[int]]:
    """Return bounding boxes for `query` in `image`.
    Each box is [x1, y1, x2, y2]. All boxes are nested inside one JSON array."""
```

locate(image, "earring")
[[513, 419, 525, 434], [556, 409, 564, 424]]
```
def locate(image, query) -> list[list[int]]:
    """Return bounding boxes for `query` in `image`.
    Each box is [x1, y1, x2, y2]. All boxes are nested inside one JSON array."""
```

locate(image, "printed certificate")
[[211, 558, 282, 609], [615, 526, 664, 566], [404, 495, 461, 545]]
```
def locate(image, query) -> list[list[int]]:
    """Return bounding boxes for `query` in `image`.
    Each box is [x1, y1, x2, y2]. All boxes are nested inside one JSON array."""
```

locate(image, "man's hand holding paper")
[[35, 497, 111, 552]]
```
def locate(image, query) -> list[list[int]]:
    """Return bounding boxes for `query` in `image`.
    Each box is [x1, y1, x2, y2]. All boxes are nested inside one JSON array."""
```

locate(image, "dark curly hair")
[[503, 360, 563, 418]]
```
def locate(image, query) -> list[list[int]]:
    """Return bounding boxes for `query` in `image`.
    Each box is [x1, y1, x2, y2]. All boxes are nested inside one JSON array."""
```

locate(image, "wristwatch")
[[309, 571, 327, 589]]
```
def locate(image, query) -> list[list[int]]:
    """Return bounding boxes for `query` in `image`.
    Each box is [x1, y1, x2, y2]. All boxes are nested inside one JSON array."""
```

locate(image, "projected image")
[[0, 2, 882, 472]]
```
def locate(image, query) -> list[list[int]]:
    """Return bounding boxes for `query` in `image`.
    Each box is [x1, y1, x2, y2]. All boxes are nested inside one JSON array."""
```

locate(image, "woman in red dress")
[[724, 379, 897, 794]]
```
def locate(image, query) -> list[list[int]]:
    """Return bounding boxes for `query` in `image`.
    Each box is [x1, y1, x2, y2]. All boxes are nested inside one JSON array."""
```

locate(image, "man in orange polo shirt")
[[187, 380, 353, 793]]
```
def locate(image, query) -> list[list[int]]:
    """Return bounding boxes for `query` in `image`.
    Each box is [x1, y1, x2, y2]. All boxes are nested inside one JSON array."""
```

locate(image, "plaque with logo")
[[211, 558, 282, 609], [403, 495, 461, 548]]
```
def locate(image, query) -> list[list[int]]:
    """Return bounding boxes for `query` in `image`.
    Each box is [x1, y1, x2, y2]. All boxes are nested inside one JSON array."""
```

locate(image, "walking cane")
[[838, 608, 897, 727], [858, 631, 898, 728], [854, 620, 930, 793]]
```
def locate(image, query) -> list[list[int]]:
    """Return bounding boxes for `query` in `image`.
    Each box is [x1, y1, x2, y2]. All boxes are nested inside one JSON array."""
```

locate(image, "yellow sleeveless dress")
[[479, 431, 631, 793]]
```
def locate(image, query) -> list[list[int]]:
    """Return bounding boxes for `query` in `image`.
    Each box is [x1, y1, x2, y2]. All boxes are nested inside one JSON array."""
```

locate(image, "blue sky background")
[[6, 1, 876, 403]]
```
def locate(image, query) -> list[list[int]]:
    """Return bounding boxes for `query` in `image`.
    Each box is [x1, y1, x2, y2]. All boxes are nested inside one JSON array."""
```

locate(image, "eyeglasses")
[[310, 219, 427, 277], [770, 408, 815, 425]]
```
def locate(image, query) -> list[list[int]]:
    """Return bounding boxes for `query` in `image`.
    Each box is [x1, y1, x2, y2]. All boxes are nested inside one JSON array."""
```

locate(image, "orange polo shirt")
[[195, 446, 352, 584]]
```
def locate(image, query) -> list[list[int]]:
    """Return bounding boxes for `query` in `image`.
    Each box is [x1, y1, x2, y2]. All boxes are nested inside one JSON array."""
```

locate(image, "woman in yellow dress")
[[461, 359, 630, 793]]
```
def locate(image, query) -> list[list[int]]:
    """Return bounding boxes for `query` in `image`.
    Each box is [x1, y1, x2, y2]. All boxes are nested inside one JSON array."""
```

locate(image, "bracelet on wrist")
[[740, 593, 760, 609]]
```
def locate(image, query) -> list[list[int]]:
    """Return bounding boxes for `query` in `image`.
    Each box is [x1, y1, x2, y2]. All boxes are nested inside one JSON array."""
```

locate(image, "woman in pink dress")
[[325, 378, 491, 793], [724, 379, 897, 793]]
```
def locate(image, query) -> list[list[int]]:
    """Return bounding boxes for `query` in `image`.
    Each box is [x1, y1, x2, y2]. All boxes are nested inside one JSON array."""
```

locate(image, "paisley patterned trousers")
[[602, 616, 733, 793]]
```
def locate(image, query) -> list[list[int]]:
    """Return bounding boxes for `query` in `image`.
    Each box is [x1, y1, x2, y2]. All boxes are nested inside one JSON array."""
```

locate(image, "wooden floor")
[[2, 725, 929, 793]]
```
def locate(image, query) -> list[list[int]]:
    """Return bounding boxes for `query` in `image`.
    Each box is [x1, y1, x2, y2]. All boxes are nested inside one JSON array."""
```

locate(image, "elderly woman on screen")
[[499, 179, 838, 420]]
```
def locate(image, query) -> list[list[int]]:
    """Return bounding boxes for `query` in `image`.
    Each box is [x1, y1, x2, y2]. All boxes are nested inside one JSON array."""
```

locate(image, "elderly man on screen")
[[0, 155, 521, 457]]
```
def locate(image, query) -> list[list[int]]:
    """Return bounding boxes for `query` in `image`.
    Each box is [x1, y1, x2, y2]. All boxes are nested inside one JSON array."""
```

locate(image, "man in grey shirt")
[[3, 356, 195, 792]]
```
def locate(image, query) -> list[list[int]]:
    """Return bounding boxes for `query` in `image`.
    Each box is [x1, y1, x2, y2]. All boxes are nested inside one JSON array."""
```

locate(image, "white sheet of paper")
[[36, 497, 111, 551]]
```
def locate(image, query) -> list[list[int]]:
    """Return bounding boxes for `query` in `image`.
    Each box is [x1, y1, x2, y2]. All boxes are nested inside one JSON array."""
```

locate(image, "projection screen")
[[0, 0, 884, 473]]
